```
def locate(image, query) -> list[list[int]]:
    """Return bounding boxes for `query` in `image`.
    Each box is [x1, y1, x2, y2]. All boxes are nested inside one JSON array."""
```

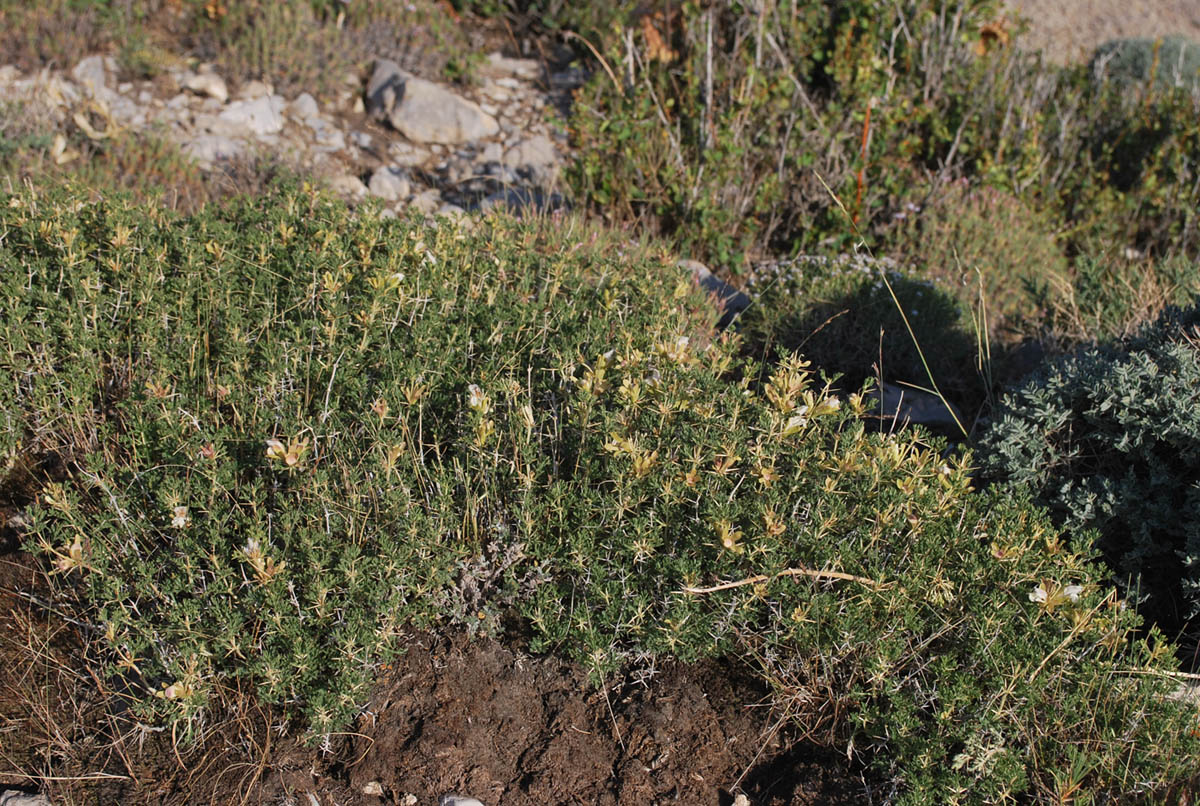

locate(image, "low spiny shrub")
[[2, 186, 1197, 801]]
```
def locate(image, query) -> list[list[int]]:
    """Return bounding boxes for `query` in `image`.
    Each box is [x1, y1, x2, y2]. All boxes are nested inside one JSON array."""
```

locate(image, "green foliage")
[[1090, 36, 1200, 95], [979, 302, 1200, 633], [562, 0, 1200, 358], [888, 180, 1068, 331], [738, 254, 983, 418], [1, 183, 719, 737], [3, 187, 1197, 801]]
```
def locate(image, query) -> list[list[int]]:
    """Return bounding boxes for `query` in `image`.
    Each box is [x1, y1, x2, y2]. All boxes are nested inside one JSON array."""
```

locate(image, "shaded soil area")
[[0, 550, 866, 806]]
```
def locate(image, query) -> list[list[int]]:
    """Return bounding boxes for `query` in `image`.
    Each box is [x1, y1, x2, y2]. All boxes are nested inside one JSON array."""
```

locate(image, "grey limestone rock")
[[368, 166, 410, 202], [679, 259, 751, 331], [366, 59, 499, 145], [0, 792, 53, 806], [216, 95, 285, 137], [290, 92, 319, 120], [872, 382, 964, 432]]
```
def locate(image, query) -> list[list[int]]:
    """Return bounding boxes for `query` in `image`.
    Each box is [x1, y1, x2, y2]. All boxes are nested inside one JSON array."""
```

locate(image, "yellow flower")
[[370, 396, 390, 421], [466, 384, 492, 415], [715, 519, 744, 554], [265, 436, 310, 468], [1029, 580, 1083, 613]]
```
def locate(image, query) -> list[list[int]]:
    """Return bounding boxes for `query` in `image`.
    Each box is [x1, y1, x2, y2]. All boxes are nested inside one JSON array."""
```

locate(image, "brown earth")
[[1003, 0, 1200, 64], [1, 551, 864, 806]]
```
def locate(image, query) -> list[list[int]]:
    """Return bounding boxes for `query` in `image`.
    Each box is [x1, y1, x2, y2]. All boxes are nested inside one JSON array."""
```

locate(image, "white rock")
[[349, 130, 372, 148], [478, 141, 503, 163], [388, 141, 431, 168], [306, 117, 346, 152], [439, 797, 485, 806], [482, 82, 509, 102], [502, 134, 557, 170], [328, 174, 368, 198], [236, 79, 273, 100], [216, 95, 285, 137], [872, 382, 963, 432], [366, 59, 499, 145], [368, 167, 410, 202], [436, 202, 466, 217], [0, 65, 20, 85], [485, 52, 540, 80], [290, 92, 319, 120], [362, 781, 384, 796], [0, 791, 53, 806], [183, 71, 228, 103], [70, 55, 115, 92], [166, 93, 191, 110], [182, 134, 244, 165], [409, 189, 441, 214]]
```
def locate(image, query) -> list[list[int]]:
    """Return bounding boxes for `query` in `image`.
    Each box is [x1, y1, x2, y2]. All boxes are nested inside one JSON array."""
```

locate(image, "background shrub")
[[3, 186, 1197, 801], [979, 301, 1200, 637], [1089, 35, 1200, 95]]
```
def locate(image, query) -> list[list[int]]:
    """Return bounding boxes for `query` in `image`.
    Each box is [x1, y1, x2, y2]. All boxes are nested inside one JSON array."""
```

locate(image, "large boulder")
[[366, 59, 499, 145]]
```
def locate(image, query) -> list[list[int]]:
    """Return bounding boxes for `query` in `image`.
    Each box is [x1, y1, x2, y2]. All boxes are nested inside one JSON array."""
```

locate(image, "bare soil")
[[1003, 0, 1200, 64], [1, 551, 864, 806]]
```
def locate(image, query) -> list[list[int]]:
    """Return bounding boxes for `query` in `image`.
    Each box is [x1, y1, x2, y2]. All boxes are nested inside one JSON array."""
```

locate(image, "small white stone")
[[478, 142, 503, 163], [290, 92, 319, 120], [409, 189, 441, 214], [361, 781, 384, 796], [328, 174, 368, 198], [368, 166, 410, 202], [439, 797, 485, 806], [237, 79, 273, 100], [183, 71, 228, 103]]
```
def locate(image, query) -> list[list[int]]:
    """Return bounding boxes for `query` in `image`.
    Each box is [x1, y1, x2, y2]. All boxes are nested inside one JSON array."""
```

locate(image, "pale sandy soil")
[[1002, 0, 1200, 64]]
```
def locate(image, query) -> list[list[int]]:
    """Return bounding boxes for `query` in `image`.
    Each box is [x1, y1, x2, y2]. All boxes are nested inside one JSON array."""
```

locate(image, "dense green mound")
[[2, 186, 1197, 802], [981, 302, 1200, 633]]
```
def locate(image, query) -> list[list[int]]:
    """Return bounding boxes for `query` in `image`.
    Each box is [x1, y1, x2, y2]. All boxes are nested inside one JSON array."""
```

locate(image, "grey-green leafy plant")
[[979, 302, 1200, 634], [1090, 36, 1200, 95]]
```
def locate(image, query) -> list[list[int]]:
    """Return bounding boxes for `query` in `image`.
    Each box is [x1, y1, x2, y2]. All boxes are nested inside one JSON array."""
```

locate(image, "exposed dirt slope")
[[1003, 0, 1200, 64]]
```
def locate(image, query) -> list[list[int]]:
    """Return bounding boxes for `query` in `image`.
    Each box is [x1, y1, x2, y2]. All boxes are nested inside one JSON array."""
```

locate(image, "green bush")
[[561, 0, 1200, 348], [3, 187, 1198, 801], [1090, 36, 1200, 95], [738, 254, 983, 425], [979, 302, 1200, 634]]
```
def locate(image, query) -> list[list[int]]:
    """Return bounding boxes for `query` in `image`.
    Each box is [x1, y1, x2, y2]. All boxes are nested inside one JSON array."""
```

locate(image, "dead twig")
[[683, 566, 888, 595]]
